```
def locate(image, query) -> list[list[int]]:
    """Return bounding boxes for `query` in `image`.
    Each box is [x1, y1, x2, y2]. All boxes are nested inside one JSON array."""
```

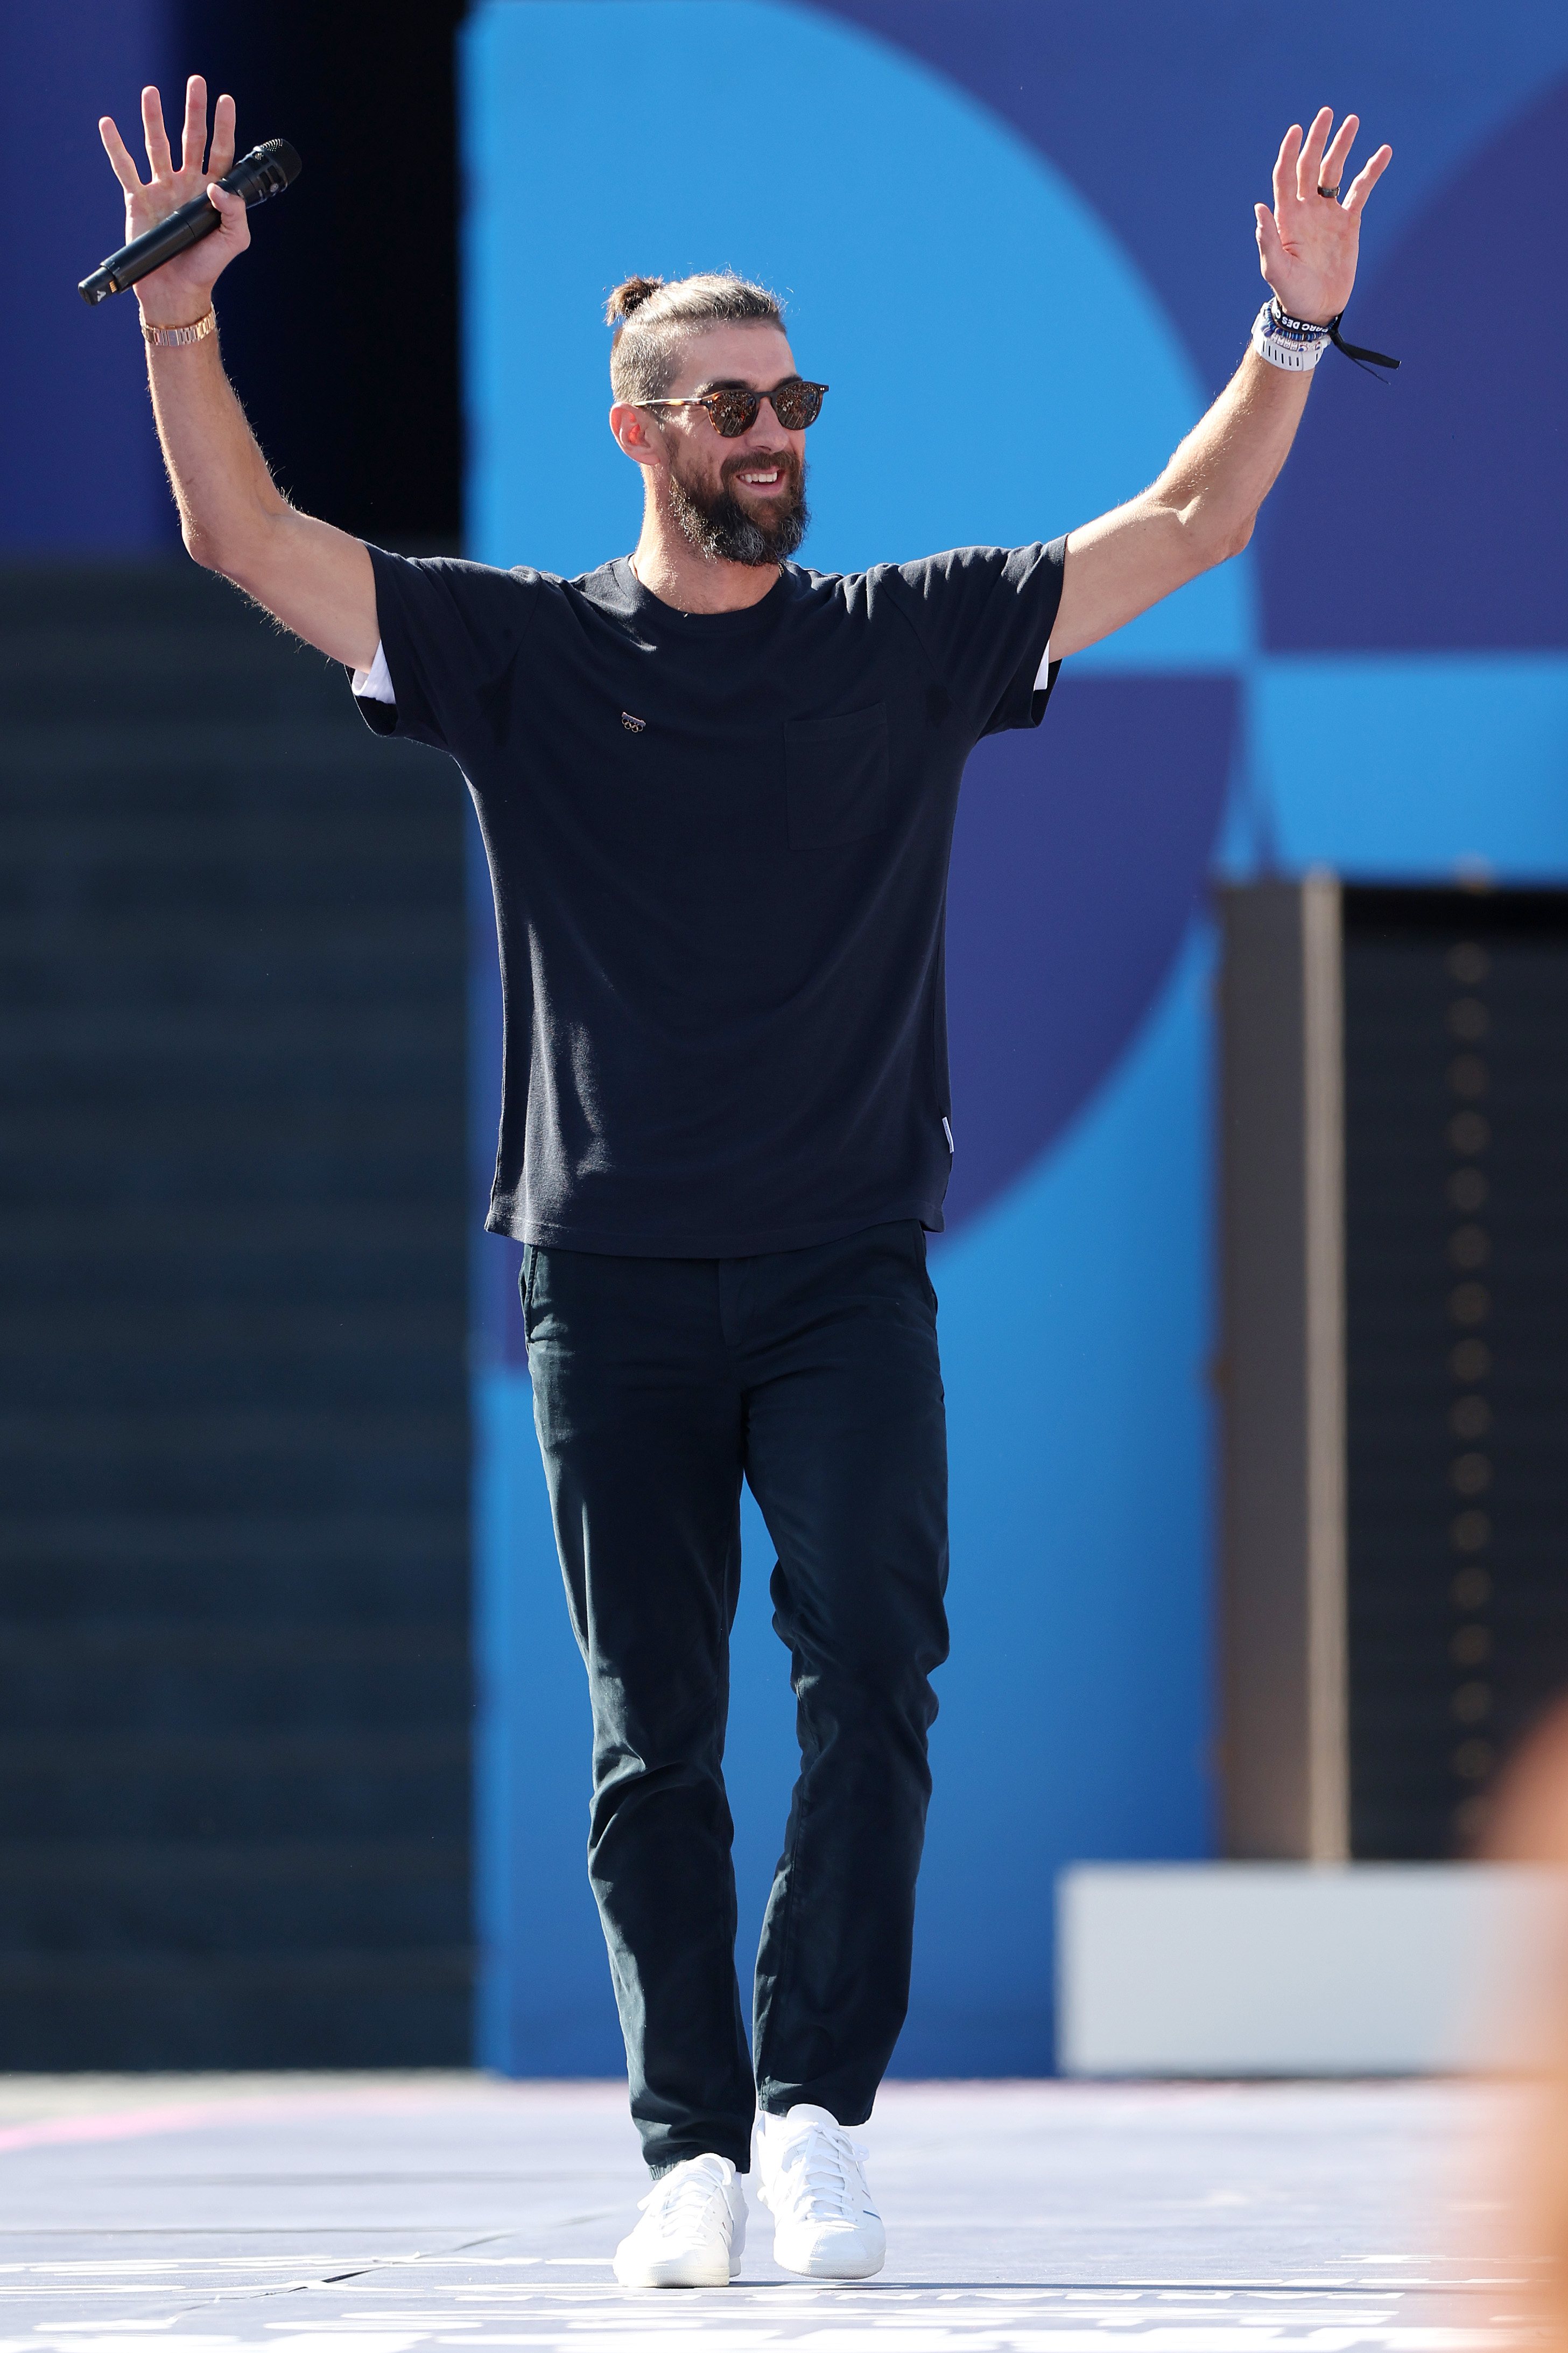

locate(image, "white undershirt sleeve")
[[1032, 640, 1053, 690], [352, 641, 396, 704]]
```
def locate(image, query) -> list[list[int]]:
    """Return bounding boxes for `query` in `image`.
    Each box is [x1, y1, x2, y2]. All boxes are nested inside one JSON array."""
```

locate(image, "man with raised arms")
[[99, 76, 1389, 2288]]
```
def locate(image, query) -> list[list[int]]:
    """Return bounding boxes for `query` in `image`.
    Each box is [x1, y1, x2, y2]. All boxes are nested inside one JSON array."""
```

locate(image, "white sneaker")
[[612, 2152, 746, 2288], [756, 2103, 885, 2279]]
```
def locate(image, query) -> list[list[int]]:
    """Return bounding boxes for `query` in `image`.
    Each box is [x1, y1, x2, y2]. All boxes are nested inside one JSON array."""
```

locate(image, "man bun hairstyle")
[[606, 270, 785, 406], [605, 276, 665, 323]]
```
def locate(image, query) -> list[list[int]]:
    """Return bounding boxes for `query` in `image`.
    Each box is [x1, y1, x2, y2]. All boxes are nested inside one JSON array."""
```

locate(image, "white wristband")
[[1250, 297, 1330, 372]]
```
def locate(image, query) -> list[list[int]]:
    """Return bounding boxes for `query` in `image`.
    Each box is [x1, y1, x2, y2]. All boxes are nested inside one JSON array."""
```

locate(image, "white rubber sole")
[[771, 2219, 885, 2280], [611, 2245, 739, 2288]]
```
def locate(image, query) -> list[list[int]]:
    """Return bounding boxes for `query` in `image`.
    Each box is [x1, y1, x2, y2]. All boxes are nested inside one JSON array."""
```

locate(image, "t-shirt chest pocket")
[[783, 703, 889, 850]]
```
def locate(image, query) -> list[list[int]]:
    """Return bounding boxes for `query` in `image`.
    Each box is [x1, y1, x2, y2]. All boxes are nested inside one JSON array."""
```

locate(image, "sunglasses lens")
[[771, 381, 824, 430], [711, 391, 760, 436]]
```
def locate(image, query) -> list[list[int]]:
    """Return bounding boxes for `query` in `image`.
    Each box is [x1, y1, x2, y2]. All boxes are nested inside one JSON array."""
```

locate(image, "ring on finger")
[[1317, 182, 1341, 200]]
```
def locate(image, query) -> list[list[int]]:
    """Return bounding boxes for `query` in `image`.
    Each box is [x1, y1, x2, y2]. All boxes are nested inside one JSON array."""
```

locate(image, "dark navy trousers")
[[521, 1219, 950, 2175]]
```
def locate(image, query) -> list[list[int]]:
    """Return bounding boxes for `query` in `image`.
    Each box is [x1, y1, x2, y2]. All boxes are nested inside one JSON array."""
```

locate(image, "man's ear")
[[609, 403, 661, 471]]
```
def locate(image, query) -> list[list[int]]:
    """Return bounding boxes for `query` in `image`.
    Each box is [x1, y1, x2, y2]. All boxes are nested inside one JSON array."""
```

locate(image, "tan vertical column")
[[1301, 871, 1348, 1861], [1219, 876, 1349, 1860]]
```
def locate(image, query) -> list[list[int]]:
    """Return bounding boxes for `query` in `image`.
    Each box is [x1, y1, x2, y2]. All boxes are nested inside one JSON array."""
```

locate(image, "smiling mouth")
[[726, 453, 793, 495]]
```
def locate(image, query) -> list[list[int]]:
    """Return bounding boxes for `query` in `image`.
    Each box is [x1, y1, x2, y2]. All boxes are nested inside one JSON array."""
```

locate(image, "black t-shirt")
[[359, 541, 1064, 1256]]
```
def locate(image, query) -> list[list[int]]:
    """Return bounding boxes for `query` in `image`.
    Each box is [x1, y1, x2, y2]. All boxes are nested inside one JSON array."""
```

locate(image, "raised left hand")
[[1255, 107, 1391, 326]]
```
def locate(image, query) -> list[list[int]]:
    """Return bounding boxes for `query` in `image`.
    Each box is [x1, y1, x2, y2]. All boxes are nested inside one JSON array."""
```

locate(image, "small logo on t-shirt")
[[621, 711, 646, 733]]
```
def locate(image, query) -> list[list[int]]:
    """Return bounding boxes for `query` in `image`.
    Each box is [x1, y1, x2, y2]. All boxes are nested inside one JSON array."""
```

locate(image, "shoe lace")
[[773, 2122, 867, 2223], [637, 2154, 733, 2239]]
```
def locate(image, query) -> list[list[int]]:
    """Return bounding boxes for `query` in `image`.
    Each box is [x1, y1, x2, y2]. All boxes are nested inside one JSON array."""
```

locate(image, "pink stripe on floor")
[[0, 2085, 464, 2156]]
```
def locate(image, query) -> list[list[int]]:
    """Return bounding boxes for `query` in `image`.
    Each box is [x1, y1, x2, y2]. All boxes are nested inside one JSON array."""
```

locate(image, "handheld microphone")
[[79, 138, 301, 305]]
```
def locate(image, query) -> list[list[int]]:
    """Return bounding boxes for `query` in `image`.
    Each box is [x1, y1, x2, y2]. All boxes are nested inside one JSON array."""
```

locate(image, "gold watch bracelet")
[[140, 310, 216, 348]]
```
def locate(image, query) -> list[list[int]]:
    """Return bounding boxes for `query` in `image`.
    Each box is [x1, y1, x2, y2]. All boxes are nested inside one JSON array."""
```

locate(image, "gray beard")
[[666, 455, 810, 567]]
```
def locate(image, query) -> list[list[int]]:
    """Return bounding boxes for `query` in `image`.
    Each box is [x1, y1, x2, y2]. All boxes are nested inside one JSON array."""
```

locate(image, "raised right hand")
[[100, 76, 250, 328]]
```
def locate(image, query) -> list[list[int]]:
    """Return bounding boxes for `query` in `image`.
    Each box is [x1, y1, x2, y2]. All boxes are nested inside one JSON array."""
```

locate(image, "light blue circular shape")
[[463, 0, 1255, 670]]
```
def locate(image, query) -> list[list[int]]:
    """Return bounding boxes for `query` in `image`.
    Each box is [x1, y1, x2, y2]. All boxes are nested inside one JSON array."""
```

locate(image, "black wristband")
[[1325, 313, 1401, 376], [1268, 298, 1331, 340], [1267, 296, 1400, 378]]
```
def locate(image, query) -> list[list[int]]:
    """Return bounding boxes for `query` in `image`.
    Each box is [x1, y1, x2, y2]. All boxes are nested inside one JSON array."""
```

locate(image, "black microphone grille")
[[224, 138, 302, 206], [255, 138, 303, 186]]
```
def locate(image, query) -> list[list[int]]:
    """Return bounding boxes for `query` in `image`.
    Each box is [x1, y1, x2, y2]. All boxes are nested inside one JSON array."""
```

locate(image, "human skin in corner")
[[99, 77, 1388, 653]]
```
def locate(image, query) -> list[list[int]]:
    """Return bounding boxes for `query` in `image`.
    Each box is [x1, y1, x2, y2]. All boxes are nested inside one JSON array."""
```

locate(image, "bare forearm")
[[1155, 348, 1309, 557], [147, 336, 377, 669], [147, 332, 283, 565], [1053, 353, 1309, 660]]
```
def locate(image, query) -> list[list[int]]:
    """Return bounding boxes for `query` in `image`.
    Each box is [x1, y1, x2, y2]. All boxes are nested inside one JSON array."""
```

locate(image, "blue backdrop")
[[1, 1, 177, 549], [463, 0, 1568, 2077]]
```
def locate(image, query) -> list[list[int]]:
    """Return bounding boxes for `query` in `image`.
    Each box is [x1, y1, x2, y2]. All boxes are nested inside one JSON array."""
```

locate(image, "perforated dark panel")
[[1343, 887, 1568, 1859], [0, 562, 471, 2066]]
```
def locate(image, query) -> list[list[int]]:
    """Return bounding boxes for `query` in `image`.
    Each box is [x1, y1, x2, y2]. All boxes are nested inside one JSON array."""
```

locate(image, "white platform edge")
[[1056, 1861, 1568, 2076]]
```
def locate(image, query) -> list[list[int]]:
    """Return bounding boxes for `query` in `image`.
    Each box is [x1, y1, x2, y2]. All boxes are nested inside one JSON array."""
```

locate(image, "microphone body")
[[80, 138, 301, 305]]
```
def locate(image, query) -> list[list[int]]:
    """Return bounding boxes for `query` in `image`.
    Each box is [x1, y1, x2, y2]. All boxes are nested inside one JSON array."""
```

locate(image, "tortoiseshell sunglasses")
[[642, 376, 828, 437]]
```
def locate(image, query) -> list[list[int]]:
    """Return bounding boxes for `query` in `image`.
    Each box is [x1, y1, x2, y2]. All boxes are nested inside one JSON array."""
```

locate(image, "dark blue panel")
[[1261, 76, 1568, 650], [0, 4, 177, 551], [943, 675, 1236, 1230], [815, 1, 1568, 401]]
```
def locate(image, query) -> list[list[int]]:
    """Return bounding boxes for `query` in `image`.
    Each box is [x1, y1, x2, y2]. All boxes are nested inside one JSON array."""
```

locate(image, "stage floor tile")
[[0, 2076, 1535, 2348]]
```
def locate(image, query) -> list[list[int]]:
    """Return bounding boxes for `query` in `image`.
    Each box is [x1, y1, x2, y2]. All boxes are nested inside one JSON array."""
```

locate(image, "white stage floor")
[[0, 2075, 1533, 2348]]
